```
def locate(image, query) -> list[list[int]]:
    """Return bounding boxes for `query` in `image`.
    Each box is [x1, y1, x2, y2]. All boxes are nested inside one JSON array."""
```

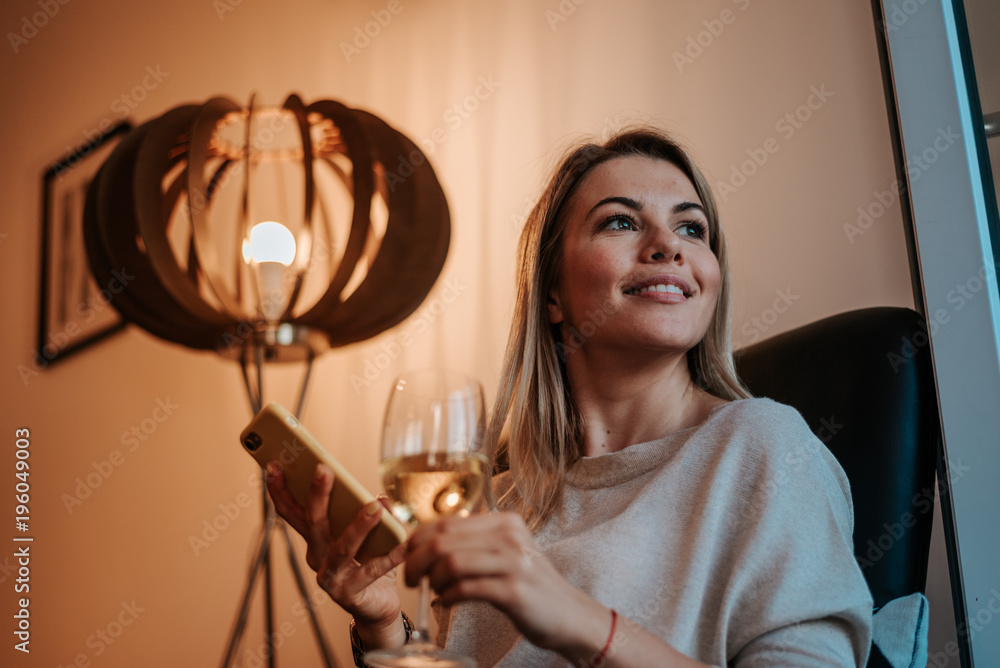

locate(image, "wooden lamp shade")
[[83, 93, 450, 360]]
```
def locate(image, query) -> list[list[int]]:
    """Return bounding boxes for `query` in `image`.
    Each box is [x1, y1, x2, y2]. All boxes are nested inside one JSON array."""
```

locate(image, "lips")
[[623, 275, 692, 298]]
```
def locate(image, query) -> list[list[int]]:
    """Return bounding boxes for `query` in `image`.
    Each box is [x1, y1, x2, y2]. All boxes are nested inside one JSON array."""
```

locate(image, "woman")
[[266, 128, 873, 666]]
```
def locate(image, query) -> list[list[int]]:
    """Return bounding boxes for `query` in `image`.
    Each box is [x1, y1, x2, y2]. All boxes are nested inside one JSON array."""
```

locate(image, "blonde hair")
[[489, 128, 750, 530]]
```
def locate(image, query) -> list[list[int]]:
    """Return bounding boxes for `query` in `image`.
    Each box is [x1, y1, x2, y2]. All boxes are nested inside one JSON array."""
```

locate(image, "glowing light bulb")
[[242, 221, 296, 266], [242, 222, 296, 322]]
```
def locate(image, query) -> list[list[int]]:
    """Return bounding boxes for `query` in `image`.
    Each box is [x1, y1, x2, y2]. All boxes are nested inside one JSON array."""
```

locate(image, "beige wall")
[[0, 1, 925, 666]]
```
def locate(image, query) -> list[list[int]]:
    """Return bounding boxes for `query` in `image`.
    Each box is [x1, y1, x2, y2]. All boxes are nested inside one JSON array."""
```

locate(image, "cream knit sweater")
[[436, 398, 873, 667]]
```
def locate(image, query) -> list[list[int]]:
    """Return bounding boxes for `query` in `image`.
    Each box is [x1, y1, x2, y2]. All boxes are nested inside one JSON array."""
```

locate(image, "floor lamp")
[[82, 93, 451, 667]]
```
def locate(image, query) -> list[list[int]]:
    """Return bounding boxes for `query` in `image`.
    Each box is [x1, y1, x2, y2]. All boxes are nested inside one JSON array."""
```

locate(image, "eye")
[[602, 214, 638, 231], [677, 221, 708, 240]]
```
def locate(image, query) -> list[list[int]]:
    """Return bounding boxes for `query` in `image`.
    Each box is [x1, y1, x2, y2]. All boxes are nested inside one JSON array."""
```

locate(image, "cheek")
[[561, 248, 621, 304], [707, 264, 722, 298], [699, 253, 722, 297]]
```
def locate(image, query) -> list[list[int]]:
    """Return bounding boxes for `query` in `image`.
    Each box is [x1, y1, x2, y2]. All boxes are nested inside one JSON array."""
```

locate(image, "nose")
[[646, 227, 683, 263]]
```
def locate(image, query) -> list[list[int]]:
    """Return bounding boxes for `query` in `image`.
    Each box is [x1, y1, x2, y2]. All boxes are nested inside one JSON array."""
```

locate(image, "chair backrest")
[[734, 307, 939, 609]]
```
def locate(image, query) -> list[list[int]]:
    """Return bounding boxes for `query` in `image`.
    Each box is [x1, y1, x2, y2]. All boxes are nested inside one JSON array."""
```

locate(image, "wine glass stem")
[[410, 575, 433, 645]]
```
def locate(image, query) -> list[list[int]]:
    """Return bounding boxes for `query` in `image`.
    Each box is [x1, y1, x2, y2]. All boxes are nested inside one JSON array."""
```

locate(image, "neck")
[[564, 346, 725, 457]]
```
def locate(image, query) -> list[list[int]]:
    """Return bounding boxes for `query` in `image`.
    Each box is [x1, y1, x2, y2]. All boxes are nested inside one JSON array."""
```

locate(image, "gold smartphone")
[[240, 402, 408, 563]]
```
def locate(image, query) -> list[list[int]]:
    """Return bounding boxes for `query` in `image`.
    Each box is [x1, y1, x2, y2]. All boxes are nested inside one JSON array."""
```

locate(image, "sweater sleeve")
[[719, 401, 873, 667]]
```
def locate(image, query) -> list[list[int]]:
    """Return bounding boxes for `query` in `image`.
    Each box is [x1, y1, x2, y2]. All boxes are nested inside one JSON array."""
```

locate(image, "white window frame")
[[876, 0, 1000, 665]]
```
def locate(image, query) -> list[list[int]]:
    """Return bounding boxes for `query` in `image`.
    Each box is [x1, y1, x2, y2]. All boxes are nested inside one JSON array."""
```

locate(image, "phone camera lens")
[[243, 432, 263, 451]]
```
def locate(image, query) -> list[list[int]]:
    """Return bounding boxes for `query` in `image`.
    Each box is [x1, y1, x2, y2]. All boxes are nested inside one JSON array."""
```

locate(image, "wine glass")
[[363, 369, 487, 668]]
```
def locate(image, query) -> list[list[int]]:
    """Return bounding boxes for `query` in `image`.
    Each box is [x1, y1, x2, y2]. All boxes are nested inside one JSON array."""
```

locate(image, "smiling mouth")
[[624, 284, 687, 297]]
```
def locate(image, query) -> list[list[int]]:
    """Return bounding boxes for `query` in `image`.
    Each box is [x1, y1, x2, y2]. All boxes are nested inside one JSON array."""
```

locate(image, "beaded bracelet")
[[350, 611, 413, 668]]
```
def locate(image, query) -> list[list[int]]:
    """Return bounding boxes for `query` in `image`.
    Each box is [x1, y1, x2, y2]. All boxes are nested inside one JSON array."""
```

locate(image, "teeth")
[[631, 284, 684, 295]]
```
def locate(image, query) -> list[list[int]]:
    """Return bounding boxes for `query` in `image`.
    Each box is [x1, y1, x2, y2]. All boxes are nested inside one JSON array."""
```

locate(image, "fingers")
[[331, 500, 391, 562], [404, 513, 532, 588], [434, 572, 517, 608], [425, 549, 512, 595], [399, 513, 576, 648], [264, 463, 406, 626], [317, 507, 409, 604], [265, 463, 308, 534], [409, 511, 530, 549], [356, 541, 408, 588], [303, 464, 336, 563], [265, 462, 337, 570]]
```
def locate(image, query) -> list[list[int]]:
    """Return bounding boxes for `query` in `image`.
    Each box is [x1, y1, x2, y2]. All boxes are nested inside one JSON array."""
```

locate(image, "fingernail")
[[365, 500, 382, 516], [265, 462, 278, 480], [314, 466, 325, 482]]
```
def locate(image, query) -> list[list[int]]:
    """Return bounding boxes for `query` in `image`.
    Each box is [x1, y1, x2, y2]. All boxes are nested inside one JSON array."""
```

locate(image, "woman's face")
[[548, 156, 721, 356]]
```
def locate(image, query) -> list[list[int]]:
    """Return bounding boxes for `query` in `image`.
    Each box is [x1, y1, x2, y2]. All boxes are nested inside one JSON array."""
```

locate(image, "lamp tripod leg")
[[220, 496, 276, 668], [224, 341, 336, 666], [279, 520, 338, 667]]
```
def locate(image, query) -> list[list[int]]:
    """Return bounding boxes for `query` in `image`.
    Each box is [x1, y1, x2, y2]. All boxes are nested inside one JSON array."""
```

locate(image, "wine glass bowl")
[[364, 369, 486, 668]]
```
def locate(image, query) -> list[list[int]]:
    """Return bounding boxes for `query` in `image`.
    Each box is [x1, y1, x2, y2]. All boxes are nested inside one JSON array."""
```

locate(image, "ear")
[[547, 289, 564, 325]]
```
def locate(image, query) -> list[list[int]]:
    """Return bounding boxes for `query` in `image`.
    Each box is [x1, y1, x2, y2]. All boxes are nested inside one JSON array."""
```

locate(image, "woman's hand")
[[265, 462, 408, 647], [404, 512, 710, 667], [403, 511, 601, 652]]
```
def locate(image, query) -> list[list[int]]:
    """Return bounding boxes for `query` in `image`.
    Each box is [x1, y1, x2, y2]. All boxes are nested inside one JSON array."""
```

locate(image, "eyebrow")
[[588, 196, 707, 218]]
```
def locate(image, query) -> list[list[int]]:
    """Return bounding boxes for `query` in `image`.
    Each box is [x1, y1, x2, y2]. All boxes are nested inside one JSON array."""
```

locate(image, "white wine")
[[381, 452, 488, 525]]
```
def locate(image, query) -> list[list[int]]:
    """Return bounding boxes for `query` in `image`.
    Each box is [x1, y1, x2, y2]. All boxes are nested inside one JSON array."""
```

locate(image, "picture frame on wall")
[[37, 120, 131, 366]]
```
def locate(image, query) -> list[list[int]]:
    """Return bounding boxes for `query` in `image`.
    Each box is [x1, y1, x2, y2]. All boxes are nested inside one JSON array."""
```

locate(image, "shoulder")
[[694, 397, 822, 469], [708, 396, 813, 435], [701, 397, 854, 520], [706, 397, 829, 461]]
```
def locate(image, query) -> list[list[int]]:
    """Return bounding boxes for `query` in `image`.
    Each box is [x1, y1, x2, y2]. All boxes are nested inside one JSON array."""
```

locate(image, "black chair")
[[735, 307, 939, 666]]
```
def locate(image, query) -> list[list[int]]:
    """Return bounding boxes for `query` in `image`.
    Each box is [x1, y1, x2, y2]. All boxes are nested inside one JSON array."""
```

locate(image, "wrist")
[[545, 594, 616, 665], [353, 611, 410, 652]]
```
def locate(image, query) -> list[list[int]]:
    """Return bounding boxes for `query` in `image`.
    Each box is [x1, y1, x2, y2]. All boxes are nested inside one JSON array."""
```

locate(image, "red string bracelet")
[[591, 608, 618, 667]]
